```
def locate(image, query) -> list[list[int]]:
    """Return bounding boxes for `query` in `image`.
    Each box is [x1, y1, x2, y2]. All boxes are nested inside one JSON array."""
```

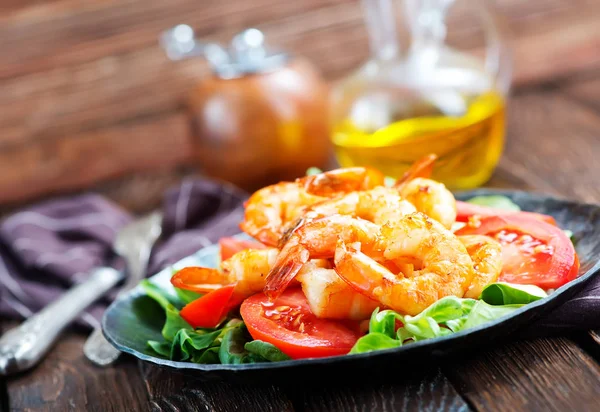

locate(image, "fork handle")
[[83, 326, 121, 366], [82, 246, 150, 366], [0, 267, 122, 376]]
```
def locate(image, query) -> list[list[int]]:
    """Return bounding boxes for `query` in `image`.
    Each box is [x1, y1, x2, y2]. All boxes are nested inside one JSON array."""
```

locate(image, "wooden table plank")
[[294, 369, 469, 412], [500, 86, 600, 202], [140, 363, 295, 412], [444, 337, 600, 411], [139, 364, 471, 411], [0, 112, 192, 204], [2, 322, 148, 412], [560, 74, 600, 114]]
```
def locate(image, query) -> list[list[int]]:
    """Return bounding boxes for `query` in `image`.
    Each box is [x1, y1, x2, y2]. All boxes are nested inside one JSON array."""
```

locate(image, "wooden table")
[[2, 0, 600, 410]]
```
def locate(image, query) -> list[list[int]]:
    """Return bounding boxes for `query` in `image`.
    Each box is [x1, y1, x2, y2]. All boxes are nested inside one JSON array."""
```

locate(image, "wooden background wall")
[[1, 0, 599, 213]]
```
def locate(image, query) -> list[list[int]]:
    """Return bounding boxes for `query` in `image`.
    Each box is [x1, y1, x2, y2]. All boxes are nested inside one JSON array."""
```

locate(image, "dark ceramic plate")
[[102, 189, 600, 382]]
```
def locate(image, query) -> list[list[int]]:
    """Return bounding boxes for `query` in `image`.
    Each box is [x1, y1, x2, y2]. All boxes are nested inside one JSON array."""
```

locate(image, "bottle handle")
[[361, 0, 400, 62], [403, 0, 512, 93]]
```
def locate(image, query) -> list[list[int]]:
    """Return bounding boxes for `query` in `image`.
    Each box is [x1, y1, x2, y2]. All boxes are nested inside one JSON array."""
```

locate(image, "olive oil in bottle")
[[332, 90, 506, 189], [331, 0, 512, 189]]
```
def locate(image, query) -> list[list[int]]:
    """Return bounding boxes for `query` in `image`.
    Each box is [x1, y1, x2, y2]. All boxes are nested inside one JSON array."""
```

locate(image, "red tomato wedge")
[[180, 285, 245, 328], [240, 289, 361, 359], [219, 237, 266, 261], [456, 215, 578, 289], [456, 201, 557, 226]]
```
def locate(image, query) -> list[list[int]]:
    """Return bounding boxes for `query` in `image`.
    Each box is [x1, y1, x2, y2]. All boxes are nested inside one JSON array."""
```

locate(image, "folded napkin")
[[0, 178, 246, 330], [0, 178, 598, 336]]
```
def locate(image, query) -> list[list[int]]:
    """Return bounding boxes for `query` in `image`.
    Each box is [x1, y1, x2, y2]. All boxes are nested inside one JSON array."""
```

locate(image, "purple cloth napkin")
[[0, 178, 246, 330], [0, 178, 599, 335]]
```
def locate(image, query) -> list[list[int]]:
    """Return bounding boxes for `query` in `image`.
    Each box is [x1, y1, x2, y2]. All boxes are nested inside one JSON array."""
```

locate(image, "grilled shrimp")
[[298, 166, 385, 197], [393, 154, 456, 229], [175, 248, 280, 298], [397, 177, 456, 230], [265, 215, 381, 299], [334, 212, 474, 316], [459, 235, 503, 299], [280, 186, 416, 245], [296, 260, 379, 320], [305, 186, 416, 224], [242, 167, 386, 247], [240, 182, 326, 246]]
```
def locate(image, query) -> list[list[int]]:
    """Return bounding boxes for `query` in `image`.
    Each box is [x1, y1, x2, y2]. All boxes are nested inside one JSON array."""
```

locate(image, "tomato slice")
[[456, 201, 557, 226], [456, 215, 578, 290], [240, 289, 361, 359], [180, 285, 245, 328], [219, 237, 266, 261]]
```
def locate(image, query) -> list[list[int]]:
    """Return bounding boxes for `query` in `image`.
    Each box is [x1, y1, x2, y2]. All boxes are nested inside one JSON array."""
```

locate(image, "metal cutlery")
[[83, 212, 162, 366], [0, 266, 121, 375], [0, 212, 162, 376]]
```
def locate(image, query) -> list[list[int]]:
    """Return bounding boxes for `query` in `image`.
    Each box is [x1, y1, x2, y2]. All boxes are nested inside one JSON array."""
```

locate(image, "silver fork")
[[0, 212, 162, 376], [83, 212, 162, 366]]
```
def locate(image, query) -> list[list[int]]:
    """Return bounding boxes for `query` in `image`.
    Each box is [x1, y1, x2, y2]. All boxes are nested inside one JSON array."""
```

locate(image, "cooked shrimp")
[[220, 248, 280, 296], [391, 154, 456, 229], [306, 186, 416, 224], [177, 248, 280, 297], [240, 182, 326, 246], [297, 260, 379, 320], [265, 215, 381, 299], [334, 212, 474, 316], [397, 177, 456, 229], [459, 235, 503, 299], [279, 187, 417, 245], [298, 167, 385, 197]]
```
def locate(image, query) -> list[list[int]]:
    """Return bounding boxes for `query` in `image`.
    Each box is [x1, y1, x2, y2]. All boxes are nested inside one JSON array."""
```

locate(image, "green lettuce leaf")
[[368, 308, 398, 338], [306, 167, 323, 176], [461, 300, 522, 330], [350, 281, 545, 354], [141, 279, 183, 310], [350, 332, 402, 354], [170, 329, 222, 361], [162, 304, 192, 341], [400, 296, 477, 325], [466, 195, 521, 211], [192, 346, 221, 364], [218, 324, 253, 364], [244, 340, 291, 362], [147, 340, 171, 358], [480, 282, 547, 305]]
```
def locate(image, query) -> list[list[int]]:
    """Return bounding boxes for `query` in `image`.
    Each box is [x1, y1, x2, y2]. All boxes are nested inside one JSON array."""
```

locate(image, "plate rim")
[[102, 188, 600, 372]]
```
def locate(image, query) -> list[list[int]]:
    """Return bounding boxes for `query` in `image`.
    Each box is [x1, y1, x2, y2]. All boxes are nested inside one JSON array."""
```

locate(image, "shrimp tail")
[[278, 217, 306, 248], [395, 153, 437, 190], [334, 240, 386, 297], [264, 243, 310, 299], [298, 167, 385, 197]]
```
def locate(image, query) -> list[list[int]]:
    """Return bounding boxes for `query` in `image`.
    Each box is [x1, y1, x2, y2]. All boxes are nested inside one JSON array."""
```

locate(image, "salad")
[[142, 155, 579, 364]]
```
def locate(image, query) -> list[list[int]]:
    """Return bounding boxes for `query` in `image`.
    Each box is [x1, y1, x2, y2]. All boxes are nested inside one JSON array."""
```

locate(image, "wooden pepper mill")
[[162, 26, 331, 191]]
